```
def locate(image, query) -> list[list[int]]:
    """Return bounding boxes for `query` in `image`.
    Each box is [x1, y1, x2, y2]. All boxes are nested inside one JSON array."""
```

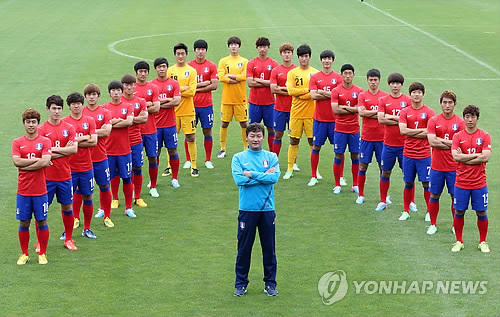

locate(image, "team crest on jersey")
[[267, 65, 273, 71], [62, 130, 69, 137], [184, 71, 190, 78], [476, 138, 483, 146], [97, 114, 104, 121], [331, 79, 337, 84], [82, 123, 89, 130], [420, 113, 427, 119], [134, 103, 140, 109], [262, 160, 269, 168], [36, 143, 43, 151], [204, 67, 209, 73], [120, 108, 127, 115], [401, 102, 407, 108], [452, 124, 459, 131], [147, 89, 153, 96], [237, 62, 243, 68], [352, 92, 358, 98], [167, 85, 173, 91]]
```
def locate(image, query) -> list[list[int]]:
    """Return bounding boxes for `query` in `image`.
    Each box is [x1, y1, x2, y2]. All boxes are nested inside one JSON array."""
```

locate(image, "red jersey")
[[121, 95, 148, 146], [151, 78, 181, 128], [452, 129, 491, 189], [83, 106, 112, 163], [63, 115, 96, 172], [135, 81, 160, 135], [38, 121, 77, 181], [270, 64, 296, 112], [358, 90, 388, 142], [331, 84, 364, 134], [399, 105, 435, 159], [102, 101, 134, 156], [12, 135, 52, 196], [378, 94, 412, 147], [427, 114, 465, 171], [310, 71, 342, 122], [247, 57, 279, 105], [188, 59, 218, 108]]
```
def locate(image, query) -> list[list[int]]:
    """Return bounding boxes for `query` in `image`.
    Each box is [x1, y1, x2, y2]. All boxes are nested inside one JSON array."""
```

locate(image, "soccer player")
[[283, 44, 318, 179], [168, 43, 199, 177], [217, 36, 249, 158], [63, 92, 98, 238], [38, 95, 78, 251], [12, 108, 52, 265], [426, 90, 465, 234], [231, 123, 280, 297], [308, 49, 342, 186], [355, 69, 387, 203], [102, 81, 136, 217], [152, 57, 182, 188], [188, 39, 219, 169], [247, 36, 279, 150], [331, 64, 364, 194], [398, 82, 435, 221], [451, 105, 491, 253], [134, 61, 161, 197], [376, 73, 416, 211]]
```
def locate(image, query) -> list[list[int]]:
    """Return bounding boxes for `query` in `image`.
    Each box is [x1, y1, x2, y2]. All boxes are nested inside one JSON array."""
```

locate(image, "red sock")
[[204, 139, 213, 162], [37, 226, 49, 255], [351, 163, 359, 186], [73, 193, 82, 220], [149, 165, 158, 189], [133, 174, 143, 199], [111, 176, 120, 200], [333, 162, 341, 187], [35, 226, 40, 244], [170, 158, 180, 179], [477, 217, 488, 243], [184, 140, 191, 162], [411, 185, 416, 204], [379, 178, 390, 203], [424, 188, 430, 208], [453, 215, 464, 242], [268, 135, 274, 151], [100, 188, 112, 218], [123, 182, 133, 210], [403, 186, 412, 212], [311, 152, 319, 178], [18, 228, 30, 256], [61, 209, 74, 241], [82, 200, 93, 231], [358, 173, 366, 196], [428, 200, 439, 226]]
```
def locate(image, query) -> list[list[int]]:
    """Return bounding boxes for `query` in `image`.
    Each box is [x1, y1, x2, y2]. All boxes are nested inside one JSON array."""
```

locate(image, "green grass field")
[[0, 0, 499, 316]]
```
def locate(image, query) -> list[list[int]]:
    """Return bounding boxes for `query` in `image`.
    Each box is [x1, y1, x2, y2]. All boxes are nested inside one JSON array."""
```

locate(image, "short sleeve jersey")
[[309, 71, 343, 122], [63, 115, 96, 172], [286, 66, 319, 119], [167, 64, 197, 117], [399, 105, 435, 159], [12, 135, 52, 196], [218, 55, 248, 105], [270, 64, 296, 112], [121, 95, 148, 146], [331, 84, 364, 134], [151, 78, 181, 128], [378, 94, 412, 147], [135, 81, 160, 135], [452, 128, 491, 189], [38, 121, 77, 181], [427, 113, 465, 171], [188, 59, 218, 108], [247, 57, 279, 105], [83, 105, 112, 163], [358, 90, 388, 141], [102, 101, 134, 156]]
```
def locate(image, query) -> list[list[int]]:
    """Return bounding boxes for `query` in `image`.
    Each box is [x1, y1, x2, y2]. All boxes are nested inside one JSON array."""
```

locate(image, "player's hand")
[[456, 147, 462, 154], [265, 167, 275, 173], [243, 171, 252, 177]]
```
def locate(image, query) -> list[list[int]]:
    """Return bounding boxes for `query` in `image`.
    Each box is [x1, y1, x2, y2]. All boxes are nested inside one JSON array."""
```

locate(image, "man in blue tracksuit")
[[231, 122, 281, 297]]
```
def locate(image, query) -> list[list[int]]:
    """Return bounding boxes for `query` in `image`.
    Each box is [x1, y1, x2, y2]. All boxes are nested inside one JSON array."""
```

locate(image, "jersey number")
[[295, 77, 303, 86]]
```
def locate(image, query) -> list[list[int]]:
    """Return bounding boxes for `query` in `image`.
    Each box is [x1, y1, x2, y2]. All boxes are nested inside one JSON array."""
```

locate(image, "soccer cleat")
[[124, 208, 137, 218], [82, 229, 97, 239], [282, 170, 293, 179], [149, 188, 159, 198], [191, 168, 199, 178], [340, 177, 347, 186], [17, 254, 30, 265], [398, 212, 410, 221], [307, 177, 318, 187], [351, 186, 359, 194], [135, 198, 148, 207], [386, 196, 392, 205], [64, 240, 78, 251], [104, 217, 115, 228], [111, 200, 119, 209], [333, 186, 341, 194], [38, 254, 48, 265], [161, 167, 171, 176], [217, 150, 226, 159], [426, 225, 437, 235], [73, 218, 80, 229], [60, 232, 66, 241], [451, 241, 464, 252], [146, 181, 151, 188], [316, 170, 323, 180], [409, 202, 418, 212], [205, 161, 214, 169], [95, 209, 104, 218], [375, 202, 387, 211], [356, 196, 365, 204], [183, 161, 191, 169], [34, 242, 40, 253], [233, 286, 247, 296], [424, 212, 431, 222], [478, 241, 490, 253], [292, 163, 300, 171], [264, 285, 279, 296], [171, 179, 180, 188]]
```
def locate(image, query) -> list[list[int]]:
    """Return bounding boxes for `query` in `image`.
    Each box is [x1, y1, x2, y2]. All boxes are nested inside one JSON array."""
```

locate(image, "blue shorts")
[[381, 144, 403, 171], [47, 180, 73, 205], [131, 142, 144, 167], [249, 103, 274, 128], [142, 133, 158, 158], [71, 170, 95, 196], [403, 156, 431, 183], [195, 106, 214, 129], [273, 109, 290, 132], [157, 126, 178, 149], [334, 131, 360, 154], [108, 154, 132, 179], [429, 169, 456, 195], [16, 194, 49, 221], [454, 186, 488, 212], [93, 159, 110, 186], [312, 120, 335, 146], [359, 140, 383, 164]]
